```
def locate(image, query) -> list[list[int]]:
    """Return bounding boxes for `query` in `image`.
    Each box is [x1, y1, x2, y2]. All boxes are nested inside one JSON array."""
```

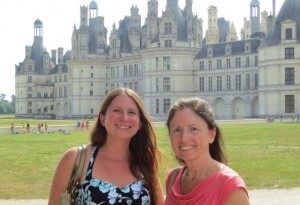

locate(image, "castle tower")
[[128, 5, 141, 49], [79, 6, 89, 57], [58, 47, 64, 64], [80, 5, 88, 28], [226, 22, 238, 42], [89, 0, 98, 18], [88, 0, 107, 54], [205, 6, 220, 44], [146, 0, 159, 45], [250, 0, 260, 34], [31, 19, 45, 74], [185, 0, 193, 38]]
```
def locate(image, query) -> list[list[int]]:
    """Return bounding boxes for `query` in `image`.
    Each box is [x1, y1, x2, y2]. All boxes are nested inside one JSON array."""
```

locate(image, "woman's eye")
[[128, 111, 136, 115], [172, 128, 181, 134], [190, 127, 199, 133]]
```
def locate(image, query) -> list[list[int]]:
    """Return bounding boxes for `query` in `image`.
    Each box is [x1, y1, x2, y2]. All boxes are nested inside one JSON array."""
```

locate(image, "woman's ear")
[[99, 114, 105, 126], [209, 127, 216, 144]]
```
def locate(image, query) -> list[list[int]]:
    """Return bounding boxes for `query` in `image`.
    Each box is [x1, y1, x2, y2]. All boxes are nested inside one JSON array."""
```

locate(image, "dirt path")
[[0, 187, 300, 205]]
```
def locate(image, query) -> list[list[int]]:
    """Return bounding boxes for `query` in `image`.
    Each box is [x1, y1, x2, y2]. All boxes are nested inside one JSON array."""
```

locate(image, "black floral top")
[[74, 146, 151, 205]]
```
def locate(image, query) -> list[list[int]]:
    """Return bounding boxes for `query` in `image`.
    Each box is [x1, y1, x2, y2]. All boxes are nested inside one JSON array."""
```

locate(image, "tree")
[[0, 93, 15, 114]]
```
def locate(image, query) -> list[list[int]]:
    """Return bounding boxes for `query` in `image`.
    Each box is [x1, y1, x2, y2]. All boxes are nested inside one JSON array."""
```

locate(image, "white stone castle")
[[15, 0, 300, 120]]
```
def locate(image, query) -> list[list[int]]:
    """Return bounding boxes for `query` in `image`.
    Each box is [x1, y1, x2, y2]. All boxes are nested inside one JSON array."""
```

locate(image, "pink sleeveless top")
[[164, 165, 248, 205]]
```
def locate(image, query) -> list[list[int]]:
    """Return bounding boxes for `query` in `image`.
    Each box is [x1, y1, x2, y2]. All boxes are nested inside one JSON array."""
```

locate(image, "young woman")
[[165, 97, 250, 205], [48, 87, 164, 205]]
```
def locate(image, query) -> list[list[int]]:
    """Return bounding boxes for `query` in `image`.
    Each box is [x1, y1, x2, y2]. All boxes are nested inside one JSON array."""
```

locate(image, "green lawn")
[[0, 119, 299, 199]]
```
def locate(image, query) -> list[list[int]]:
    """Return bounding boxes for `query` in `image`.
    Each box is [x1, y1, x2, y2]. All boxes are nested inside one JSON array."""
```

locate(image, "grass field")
[[0, 118, 300, 199]]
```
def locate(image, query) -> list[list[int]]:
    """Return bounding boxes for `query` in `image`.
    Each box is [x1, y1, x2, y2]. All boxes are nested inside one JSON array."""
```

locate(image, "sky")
[[0, 0, 285, 101]]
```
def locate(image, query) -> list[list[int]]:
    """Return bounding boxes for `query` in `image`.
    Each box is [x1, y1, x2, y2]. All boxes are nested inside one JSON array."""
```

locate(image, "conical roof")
[[261, 0, 300, 46]]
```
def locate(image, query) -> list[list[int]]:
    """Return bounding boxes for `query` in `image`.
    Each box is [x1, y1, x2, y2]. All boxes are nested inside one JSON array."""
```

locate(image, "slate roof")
[[195, 38, 262, 59], [261, 0, 300, 47]]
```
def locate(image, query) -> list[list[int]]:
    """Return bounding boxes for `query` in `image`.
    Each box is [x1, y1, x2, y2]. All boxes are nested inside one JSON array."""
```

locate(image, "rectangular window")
[[156, 57, 159, 70], [124, 65, 127, 77], [246, 56, 250, 67], [217, 76, 222, 91], [235, 57, 241, 68], [134, 64, 138, 76], [59, 87, 62, 97], [199, 61, 204, 70], [64, 87, 67, 97], [28, 76, 32, 83], [129, 65, 133, 77], [163, 99, 171, 114], [226, 59, 230, 68], [165, 22, 172, 34], [199, 77, 204, 92], [285, 68, 294, 85], [28, 65, 33, 72], [156, 77, 159, 92], [226, 75, 231, 91], [285, 95, 295, 113], [208, 60, 212, 70], [217, 59, 222, 69], [163, 57, 171, 70], [163, 77, 170, 92], [285, 48, 294, 59], [156, 99, 159, 114], [246, 74, 250, 90], [165, 40, 172, 47], [64, 75, 67, 82], [235, 75, 241, 90], [255, 56, 258, 66], [286, 28, 292, 40], [208, 77, 212, 91], [255, 73, 258, 89]]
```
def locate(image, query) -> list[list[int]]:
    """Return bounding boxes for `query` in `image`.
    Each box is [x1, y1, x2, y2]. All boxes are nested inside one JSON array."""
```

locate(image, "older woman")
[[164, 97, 250, 205]]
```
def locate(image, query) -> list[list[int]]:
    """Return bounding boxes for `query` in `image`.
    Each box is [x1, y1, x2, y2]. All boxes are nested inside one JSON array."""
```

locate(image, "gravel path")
[[0, 187, 299, 205]]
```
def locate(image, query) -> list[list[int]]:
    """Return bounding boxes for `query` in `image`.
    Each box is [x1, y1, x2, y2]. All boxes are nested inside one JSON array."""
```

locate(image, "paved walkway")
[[0, 187, 300, 205]]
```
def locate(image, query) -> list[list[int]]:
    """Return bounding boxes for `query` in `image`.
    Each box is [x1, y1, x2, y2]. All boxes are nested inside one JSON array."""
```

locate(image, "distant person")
[[10, 123, 15, 134], [48, 87, 164, 205], [26, 121, 30, 133], [85, 120, 89, 129], [44, 122, 48, 133], [164, 97, 250, 205]]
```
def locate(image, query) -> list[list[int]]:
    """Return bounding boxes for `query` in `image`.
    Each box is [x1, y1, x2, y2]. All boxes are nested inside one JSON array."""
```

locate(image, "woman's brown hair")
[[166, 97, 227, 164], [90, 87, 160, 205]]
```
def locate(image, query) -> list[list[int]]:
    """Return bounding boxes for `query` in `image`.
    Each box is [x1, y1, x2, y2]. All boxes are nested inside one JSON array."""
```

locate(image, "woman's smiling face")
[[169, 108, 216, 163], [100, 95, 141, 141]]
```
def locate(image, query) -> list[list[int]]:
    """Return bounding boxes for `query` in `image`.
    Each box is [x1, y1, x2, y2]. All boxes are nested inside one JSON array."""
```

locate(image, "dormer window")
[[281, 20, 296, 42], [165, 22, 172, 35], [244, 41, 251, 53], [286, 28, 292, 40], [207, 47, 213, 57], [225, 44, 231, 55]]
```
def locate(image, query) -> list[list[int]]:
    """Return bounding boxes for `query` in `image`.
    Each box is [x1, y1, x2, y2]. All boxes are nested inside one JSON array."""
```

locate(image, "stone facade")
[[15, 0, 300, 120]]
